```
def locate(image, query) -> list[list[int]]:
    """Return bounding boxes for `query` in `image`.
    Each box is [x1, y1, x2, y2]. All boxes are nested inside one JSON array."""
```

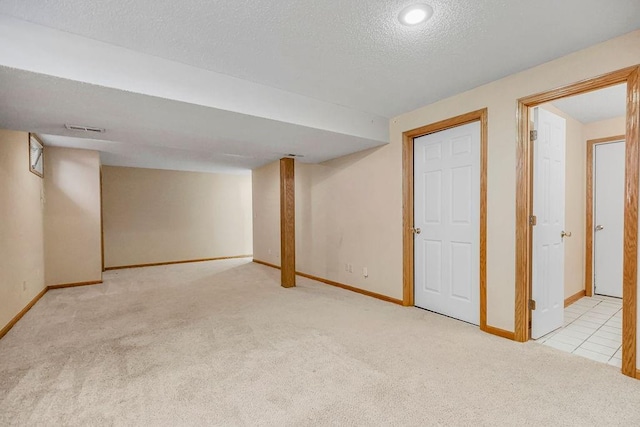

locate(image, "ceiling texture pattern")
[[0, 0, 639, 172]]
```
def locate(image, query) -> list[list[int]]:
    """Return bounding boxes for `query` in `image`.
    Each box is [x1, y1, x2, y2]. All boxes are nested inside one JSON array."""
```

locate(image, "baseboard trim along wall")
[[0, 287, 48, 340], [105, 255, 253, 271], [480, 325, 516, 340], [253, 259, 405, 306], [48, 280, 103, 290], [0, 280, 104, 340], [565, 290, 586, 308], [252, 259, 280, 269], [296, 272, 404, 305]]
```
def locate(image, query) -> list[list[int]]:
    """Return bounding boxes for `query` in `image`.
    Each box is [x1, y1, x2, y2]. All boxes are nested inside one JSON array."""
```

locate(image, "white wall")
[[44, 147, 102, 286], [252, 30, 640, 333], [102, 166, 253, 268], [0, 129, 45, 330]]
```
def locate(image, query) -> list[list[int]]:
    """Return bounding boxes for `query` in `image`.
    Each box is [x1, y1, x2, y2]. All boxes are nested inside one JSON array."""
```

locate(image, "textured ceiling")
[[552, 84, 627, 124], [0, 1, 639, 172], [0, 67, 382, 173], [1, 0, 639, 118]]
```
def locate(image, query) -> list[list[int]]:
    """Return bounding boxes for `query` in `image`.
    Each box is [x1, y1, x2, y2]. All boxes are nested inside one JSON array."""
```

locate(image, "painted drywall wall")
[[43, 147, 102, 286], [252, 152, 399, 297], [252, 30, 640, 332], [294, 150, 400, 297], [102, 166, 252, 268], [585, 116, 626, 141], [252, 161, 281, 267], [0, 129, 45, 330]]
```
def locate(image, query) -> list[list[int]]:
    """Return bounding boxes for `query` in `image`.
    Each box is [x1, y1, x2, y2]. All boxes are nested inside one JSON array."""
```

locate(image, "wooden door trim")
[[585, 135, 626, 298], [402, 108, 489, 331], [515, 65, 639, 380]]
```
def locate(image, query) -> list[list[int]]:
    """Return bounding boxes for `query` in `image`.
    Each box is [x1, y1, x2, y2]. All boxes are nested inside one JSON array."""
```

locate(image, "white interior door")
[[531, 107, 566, 339], [414, 121, 480, 325], [594, 141, 625, 298]]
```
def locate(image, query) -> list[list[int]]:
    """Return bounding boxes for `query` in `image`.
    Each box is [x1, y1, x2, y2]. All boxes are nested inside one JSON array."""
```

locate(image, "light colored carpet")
[[1, 258, 639, 426]]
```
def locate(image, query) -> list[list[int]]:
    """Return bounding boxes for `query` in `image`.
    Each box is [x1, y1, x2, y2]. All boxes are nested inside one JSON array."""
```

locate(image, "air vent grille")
[[65, 124, 106, 133]]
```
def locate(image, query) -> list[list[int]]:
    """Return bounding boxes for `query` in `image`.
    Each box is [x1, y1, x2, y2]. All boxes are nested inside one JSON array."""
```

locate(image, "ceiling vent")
[[64, 124, 106, 133]]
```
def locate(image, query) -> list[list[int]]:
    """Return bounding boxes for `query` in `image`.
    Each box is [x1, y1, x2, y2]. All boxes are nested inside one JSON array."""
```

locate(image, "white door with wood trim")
[[531, 107, 566, 339], [594, 141, 625, 298], [414, 121, 480, 325]]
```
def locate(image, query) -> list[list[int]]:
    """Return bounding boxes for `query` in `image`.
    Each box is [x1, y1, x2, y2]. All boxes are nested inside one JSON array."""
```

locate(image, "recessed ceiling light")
[[398, 4, 433, 26]]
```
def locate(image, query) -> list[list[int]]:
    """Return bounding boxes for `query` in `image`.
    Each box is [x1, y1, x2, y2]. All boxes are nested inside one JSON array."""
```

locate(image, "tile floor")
[[536, 295, 622, 367]]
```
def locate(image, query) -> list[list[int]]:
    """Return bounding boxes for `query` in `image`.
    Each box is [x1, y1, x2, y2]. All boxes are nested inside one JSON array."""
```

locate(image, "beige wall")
[[0, 129, 45, 329], [44, 147, 102, 286], [585, 116, 626, 141], [252, 30, 640, 332], [294, 149, 401, 296], [102, 166, 252, 268], [252, 150, 400, 298], [252, 161, 281, 266]]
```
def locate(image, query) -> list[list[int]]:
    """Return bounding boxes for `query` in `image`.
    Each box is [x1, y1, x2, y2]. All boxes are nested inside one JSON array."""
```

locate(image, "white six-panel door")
[[593, 141, 625, 298], [531, 107, 566, 339], [414, 121, 480, 325]]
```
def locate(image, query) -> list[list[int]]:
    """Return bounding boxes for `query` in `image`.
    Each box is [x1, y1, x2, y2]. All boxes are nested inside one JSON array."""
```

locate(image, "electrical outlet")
[[348, 264, 353, 273], [22, 281, 26, 291]]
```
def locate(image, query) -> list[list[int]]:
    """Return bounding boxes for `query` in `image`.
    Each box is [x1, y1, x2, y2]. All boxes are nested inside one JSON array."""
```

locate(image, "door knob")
[[561, 231, 572, 239], [595, 224, 604, 231], [412, 227, 422, 235]]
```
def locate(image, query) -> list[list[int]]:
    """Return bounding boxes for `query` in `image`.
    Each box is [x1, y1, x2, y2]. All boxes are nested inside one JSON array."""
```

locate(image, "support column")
[[280, 158, 296, 288]]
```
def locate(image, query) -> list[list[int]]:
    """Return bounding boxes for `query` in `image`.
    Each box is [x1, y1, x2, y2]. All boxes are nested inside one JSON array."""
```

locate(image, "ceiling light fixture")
[[398, 3, 433, 26]]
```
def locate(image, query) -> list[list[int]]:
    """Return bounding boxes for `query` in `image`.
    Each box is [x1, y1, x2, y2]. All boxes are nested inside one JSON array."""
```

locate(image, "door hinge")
[[530, 130, 538, 141], [529, 215, 537, 226], [529, 299, 536, 311]]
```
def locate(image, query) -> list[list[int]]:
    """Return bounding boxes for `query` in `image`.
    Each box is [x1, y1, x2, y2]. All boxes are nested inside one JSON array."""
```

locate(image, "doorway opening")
[[588, 135, 626, 299], [515, 65, 640, 379], [530, 84, 626, 367]]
